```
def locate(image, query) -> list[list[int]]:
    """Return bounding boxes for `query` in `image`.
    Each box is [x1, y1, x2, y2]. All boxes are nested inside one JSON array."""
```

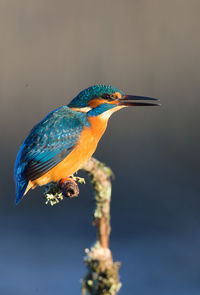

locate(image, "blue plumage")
[[14, 106, 90, 204], [87, 103, 117, 117]]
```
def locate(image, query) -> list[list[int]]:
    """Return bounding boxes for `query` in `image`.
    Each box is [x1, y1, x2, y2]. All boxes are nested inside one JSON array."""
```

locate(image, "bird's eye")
[[102, 93, 114, 101]]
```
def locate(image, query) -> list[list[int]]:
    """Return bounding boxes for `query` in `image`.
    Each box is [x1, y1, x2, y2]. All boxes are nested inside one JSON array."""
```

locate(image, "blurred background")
[[1, 0, 200, 294]]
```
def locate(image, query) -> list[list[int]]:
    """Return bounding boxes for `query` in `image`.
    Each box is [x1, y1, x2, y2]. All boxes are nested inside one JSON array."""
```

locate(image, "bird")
[[14, 85, 159, 204]]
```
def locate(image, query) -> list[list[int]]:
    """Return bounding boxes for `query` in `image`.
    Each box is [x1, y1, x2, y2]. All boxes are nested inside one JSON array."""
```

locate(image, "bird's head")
[[68, 85, 159, 119]]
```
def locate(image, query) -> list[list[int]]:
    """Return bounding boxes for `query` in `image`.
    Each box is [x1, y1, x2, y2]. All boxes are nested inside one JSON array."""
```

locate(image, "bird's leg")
[[60, 176, 77, 186], [60, 175, 86, 185]]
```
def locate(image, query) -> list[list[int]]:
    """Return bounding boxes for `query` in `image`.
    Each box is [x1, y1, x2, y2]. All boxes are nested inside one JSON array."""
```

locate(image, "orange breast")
[[27, 116, 108, 190]]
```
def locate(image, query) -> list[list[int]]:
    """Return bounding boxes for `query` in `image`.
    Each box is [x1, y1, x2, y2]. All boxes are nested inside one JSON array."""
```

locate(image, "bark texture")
[[81, 157, 121, 295]]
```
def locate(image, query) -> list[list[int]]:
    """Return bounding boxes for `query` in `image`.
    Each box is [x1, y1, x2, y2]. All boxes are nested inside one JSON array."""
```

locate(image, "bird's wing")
[[15, 106, 90, 181]]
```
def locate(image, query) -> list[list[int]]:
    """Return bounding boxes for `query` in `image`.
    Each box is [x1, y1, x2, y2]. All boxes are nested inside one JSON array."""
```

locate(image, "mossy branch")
[[44, 157, 121, 295], [81, 158, 121, 295]]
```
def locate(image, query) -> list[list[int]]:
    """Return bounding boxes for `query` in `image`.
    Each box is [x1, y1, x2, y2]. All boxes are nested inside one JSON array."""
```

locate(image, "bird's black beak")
[[119, 95, 160, 107]]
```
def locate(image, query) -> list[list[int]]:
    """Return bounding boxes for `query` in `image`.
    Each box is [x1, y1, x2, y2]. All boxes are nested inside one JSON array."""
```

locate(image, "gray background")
[[1, 0, 200, 294]]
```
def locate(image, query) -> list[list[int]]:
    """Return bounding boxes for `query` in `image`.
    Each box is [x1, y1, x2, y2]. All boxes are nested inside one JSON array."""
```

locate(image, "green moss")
[[44, 182, 63, 206], [82, 160, 121, 295], [83, 257, 121, 295]]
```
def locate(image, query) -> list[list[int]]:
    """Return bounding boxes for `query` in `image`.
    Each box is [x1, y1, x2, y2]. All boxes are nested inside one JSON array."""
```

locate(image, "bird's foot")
[[71, 175, 86, 185]]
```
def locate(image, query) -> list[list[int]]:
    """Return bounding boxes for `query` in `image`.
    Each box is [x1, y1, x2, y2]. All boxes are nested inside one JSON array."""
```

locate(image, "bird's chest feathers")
[[86, 116, 108, 141], [60, 116, 107, 173], [74, 116, 108, 162]]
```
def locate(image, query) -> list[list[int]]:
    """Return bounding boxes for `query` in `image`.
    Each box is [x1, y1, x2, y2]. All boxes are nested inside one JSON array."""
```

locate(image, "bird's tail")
[[15, 179, 28, 204], [14, 143, 29, 204]]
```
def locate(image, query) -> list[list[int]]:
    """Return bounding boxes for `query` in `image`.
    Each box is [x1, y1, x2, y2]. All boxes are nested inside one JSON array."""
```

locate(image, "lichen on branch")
[[82, 158, 121, 295], [44, 157, 121, 295]]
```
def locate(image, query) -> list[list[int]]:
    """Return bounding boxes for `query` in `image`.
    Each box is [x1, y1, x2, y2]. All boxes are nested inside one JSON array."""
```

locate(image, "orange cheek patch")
[[89, 98, 119, 107], [109, 100, 119, 104], [114, 92, 122, 99], [88, 99, 107, 108]]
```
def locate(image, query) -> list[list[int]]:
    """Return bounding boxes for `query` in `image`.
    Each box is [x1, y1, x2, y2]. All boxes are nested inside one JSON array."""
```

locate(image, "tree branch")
[[44, 157, 121, 295], [81, 157, 121, 295]]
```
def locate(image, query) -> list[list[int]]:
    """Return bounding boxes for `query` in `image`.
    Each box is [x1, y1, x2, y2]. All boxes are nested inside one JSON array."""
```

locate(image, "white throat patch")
[[70, 107, 92, 113], [99, 106, 126, 120]]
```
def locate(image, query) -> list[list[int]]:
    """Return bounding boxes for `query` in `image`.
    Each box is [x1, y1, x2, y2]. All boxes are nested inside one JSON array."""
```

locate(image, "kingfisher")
[[14, 85, 159, 204]]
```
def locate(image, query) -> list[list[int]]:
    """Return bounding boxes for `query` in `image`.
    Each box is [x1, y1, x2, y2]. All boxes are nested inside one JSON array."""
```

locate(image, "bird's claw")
[[71, 175, 86, 184]]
